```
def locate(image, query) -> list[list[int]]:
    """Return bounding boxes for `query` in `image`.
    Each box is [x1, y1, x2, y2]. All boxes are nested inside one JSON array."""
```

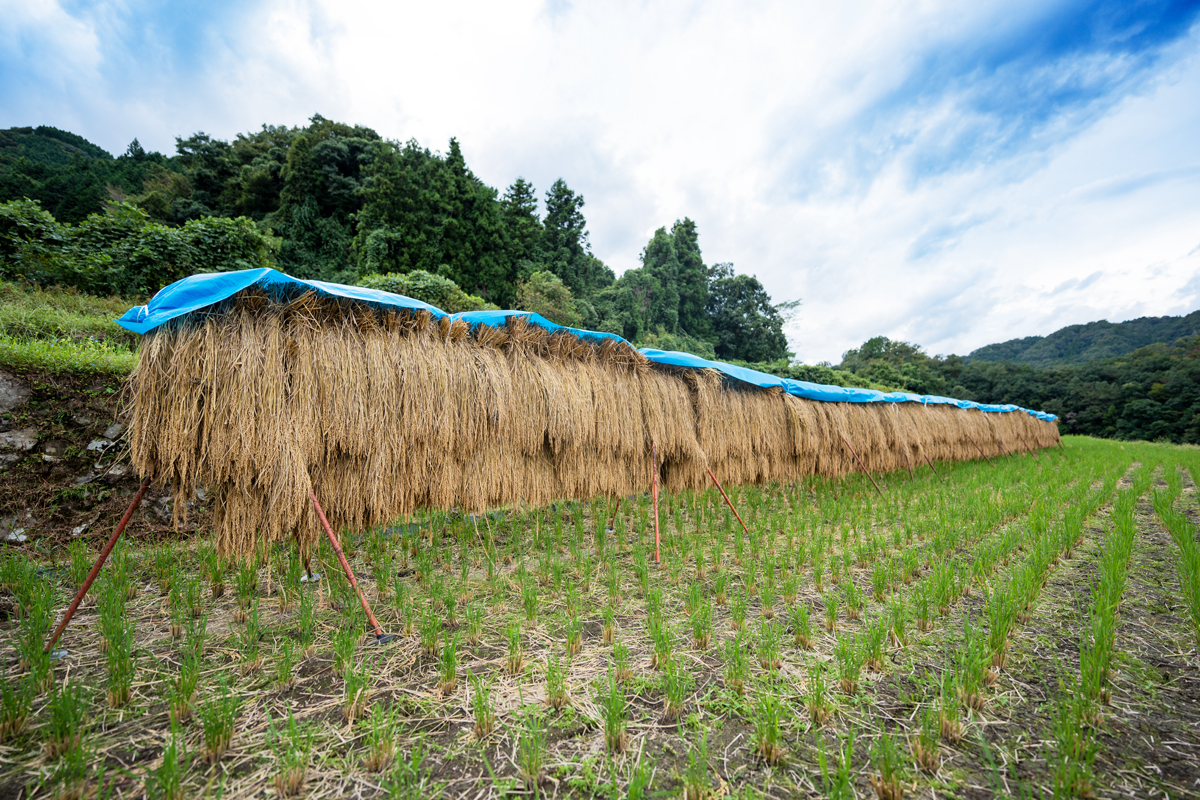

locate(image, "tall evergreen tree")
[[638, 226, 681, 333], [438, 138, 513, 304], [355, 138, 516, 304], [501, 177, 544, 267], [542, 178, 612, 295], [671, 218, 711, 341], [706, 263, 790, 362]]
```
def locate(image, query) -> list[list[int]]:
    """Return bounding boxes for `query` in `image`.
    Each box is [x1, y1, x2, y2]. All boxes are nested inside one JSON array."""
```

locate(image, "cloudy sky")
[[3, 0, 1199, 362]]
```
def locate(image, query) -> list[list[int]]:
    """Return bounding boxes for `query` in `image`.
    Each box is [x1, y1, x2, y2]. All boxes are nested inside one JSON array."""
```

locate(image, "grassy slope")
[[0, 281, 139, 375]]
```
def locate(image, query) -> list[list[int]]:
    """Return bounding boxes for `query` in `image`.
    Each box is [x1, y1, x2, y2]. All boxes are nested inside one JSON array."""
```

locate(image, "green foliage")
[[542, 179, 613, 297], [4, 120, 814, 374], [0, 333, 136, 375], [197, 679, 241, 763], [840, 335, 948, 395], [357, 270, 497, 313], [354, 137, 516, 302], [501, 178, 544, 269], [706, 263, 791, 362], [640, 328, 716, 359], [515, 270, 581, 327], [0, 126, 168, 223], [956, 338, 1200, 442], [732, 356, 899, 391], [968, 310, 1200, 368], [636, 227, 682, 334], [0, 199, 276, 296], [835, 331, 1200, 443], [146, 723, 189, 800]]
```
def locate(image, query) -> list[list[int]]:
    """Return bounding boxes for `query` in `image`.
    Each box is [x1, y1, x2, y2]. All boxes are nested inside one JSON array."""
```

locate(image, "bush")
[[730, 357, 900, 392], [639, 329, 717, 359], [515, 271, 580, 327], [356, 270, 498, 314], [0, 199, 278, 297]]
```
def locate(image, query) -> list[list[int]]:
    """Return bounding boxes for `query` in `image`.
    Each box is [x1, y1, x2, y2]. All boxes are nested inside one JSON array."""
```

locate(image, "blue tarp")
[[117, 269, 1058, 421]]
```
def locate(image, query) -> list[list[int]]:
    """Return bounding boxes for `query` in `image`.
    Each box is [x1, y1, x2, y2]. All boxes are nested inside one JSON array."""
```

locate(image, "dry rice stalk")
[[126, 289, 1059, 555]]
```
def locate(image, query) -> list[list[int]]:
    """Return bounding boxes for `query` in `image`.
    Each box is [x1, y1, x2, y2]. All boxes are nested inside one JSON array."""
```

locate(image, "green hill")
[[0, 126, 113, 165], [967, 311, 1200, 369], [0, 126, 167, 223]]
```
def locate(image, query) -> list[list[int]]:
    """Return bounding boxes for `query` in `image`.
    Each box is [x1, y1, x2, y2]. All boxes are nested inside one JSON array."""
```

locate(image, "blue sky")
[[2, 0, 1199, 362]]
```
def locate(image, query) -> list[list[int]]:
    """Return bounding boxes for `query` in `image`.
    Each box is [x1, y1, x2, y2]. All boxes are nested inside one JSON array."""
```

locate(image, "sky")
[[2, 0, 1199, 363]]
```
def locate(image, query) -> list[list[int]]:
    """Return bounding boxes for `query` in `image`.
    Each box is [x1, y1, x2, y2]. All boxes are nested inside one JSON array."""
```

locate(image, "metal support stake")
[[705, 467, 750, 536], [651, 440, 661, 564], [840, 435, 883, 497], [964, 432, 994, 466], [922, 450, 946, 482], [45, 476, 151, 653], [310, 489, 393, 643]]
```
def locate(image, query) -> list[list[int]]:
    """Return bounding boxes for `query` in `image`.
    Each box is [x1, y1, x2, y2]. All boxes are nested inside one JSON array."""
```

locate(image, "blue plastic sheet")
[[117, 269, 1057, 421], [116, 268, 448, 334]]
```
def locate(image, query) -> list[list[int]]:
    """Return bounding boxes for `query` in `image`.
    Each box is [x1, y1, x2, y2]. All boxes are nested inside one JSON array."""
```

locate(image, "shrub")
[[0, 199, 277, 296], [357, 270, 497, 313]]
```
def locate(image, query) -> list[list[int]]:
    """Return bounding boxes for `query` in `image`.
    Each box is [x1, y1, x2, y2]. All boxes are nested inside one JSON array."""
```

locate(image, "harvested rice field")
[[2, 436, 1199, 799]]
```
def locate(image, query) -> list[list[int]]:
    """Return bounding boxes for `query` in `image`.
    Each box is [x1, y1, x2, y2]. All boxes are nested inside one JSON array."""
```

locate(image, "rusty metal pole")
[[651, 440, 661, 564], [310, 489, 391, 642], [964, 432, 994, 466], [922, 450, 946, 482], [840, 435, 884, 497], [44, 476, 152, 653], [705, 467, 750, 536]]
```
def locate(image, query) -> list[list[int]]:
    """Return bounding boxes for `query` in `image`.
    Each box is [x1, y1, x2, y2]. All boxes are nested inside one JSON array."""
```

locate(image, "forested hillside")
[[0, 118, 791, 363], [967, 311, 1200, 368], [4, 119, 1197, 443], [837, 335, 1200, 443]]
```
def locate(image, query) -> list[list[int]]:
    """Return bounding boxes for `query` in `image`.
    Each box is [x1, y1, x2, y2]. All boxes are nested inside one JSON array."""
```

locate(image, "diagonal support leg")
[[705, 467, 750, 537], [651, 440, 661, 564], [44, 476, 151, 653], [840, 435, 883, 497], [922, 450, 946, 482], [310, 489, 393, 644], [964, 432, 994, 466]]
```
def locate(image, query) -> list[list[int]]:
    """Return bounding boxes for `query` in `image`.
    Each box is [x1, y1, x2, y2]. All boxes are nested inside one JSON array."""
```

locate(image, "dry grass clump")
[[128, 289, 1059, 555]]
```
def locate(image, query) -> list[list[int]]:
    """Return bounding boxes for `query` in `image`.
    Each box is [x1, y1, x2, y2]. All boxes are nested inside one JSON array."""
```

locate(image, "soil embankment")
[[0, 367, 203, 554]]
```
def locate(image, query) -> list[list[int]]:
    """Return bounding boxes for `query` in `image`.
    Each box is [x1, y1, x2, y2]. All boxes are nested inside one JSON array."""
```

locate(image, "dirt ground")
[[0, 436, 1197, 799]]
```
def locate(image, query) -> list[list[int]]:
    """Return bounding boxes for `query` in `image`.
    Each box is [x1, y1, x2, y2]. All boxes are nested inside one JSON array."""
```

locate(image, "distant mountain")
[[0, 126, 114, 166], [967, 311, 1200, 369], [0, 126, 166, 223]]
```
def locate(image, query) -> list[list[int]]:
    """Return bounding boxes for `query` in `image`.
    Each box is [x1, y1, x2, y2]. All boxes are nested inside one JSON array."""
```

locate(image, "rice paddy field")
[[2, 436, 1199, 799]]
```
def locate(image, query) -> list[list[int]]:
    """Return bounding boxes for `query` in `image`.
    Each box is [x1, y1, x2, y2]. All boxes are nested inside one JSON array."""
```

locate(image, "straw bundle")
[[127, 289, 1060, 556]]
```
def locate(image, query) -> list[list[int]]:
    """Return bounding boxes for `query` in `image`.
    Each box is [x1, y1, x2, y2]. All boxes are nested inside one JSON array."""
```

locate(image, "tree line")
[[4, 121, 1194, 443], [836, 335, 1200, 444], [0, 118, 791, 362]]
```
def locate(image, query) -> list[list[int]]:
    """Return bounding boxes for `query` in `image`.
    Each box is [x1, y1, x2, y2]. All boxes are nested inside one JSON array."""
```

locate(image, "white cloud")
[[2, 0, 1198, 362]]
